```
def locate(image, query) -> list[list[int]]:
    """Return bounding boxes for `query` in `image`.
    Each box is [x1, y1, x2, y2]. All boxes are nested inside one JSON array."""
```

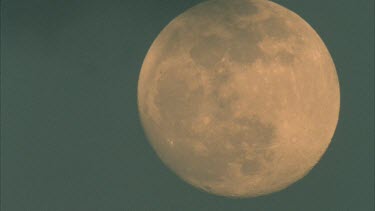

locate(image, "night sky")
[[1, 0, 373, 210]]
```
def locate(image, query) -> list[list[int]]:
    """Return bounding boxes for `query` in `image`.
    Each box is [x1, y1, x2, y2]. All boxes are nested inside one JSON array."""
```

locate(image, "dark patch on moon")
[[188, 115, 276, 180], [190, 35, 227, 68], [227, 28, 262, 64], [213, 67, 232, 83], [212, 88, 239, 112], [234, 116, 276, 147], [227, 0, 259, 16], [260, 17, 291, 39], [155, 69, 204, 135], [167, 140, 231, 183], [277, 51, 295, 64], [152, 27, 184, 71], [188, 0, 287, 68], [231, 116, 277, 176], [241, 159, 261, 175], [158, 114, 276, 183], [262, 148, 276, 162]]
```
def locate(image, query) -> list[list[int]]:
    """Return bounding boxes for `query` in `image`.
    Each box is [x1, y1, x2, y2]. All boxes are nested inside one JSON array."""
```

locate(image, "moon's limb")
[[138, 0, 340, 197]]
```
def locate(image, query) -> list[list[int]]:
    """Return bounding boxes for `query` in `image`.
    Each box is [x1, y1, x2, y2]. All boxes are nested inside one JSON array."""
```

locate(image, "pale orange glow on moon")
[[138, 0, 340, 197]]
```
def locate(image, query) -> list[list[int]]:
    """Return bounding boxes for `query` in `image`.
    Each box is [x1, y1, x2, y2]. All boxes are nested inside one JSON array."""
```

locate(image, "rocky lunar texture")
[[138, 0, 340, 197]]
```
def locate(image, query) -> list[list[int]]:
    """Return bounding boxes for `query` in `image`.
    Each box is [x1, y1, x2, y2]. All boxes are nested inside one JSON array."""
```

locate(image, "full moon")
[[137, 0, 340, 197]]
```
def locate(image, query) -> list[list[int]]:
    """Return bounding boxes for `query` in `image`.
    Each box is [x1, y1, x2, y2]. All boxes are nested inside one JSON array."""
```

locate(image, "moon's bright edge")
[[138, 0, 340, 197]]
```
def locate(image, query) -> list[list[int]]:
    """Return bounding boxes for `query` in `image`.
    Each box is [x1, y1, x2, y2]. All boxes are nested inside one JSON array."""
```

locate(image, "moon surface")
[[137, 0, 340, 197]]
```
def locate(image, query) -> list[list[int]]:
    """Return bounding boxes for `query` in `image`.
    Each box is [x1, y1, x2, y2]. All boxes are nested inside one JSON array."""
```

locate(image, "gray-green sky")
[[1, 0, 374, 210]]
